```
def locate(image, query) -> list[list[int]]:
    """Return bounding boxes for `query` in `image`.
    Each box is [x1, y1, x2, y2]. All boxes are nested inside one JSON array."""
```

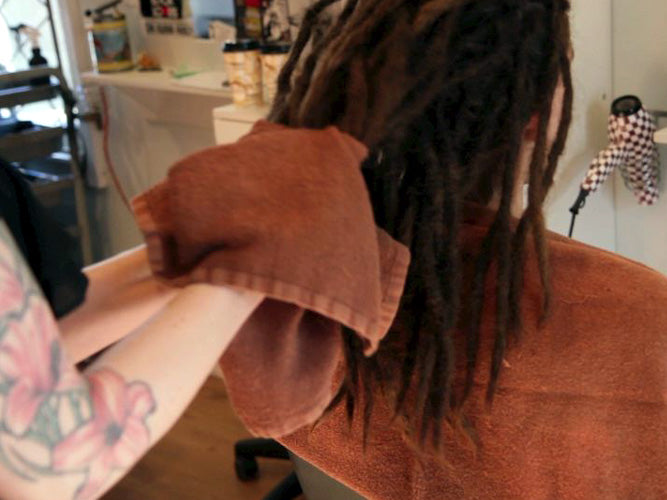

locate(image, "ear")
[[523, 114, 540, 142]]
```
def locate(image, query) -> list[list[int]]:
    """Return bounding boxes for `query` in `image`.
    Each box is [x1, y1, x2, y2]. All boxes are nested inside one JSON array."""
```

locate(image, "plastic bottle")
[[21, 26, 50, 86], [260, 42, 290, 104], [222, 39, 262, 105]]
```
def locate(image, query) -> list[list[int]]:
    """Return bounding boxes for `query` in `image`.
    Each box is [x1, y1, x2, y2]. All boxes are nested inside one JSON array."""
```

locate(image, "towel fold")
[[132, 120, 410, 436]]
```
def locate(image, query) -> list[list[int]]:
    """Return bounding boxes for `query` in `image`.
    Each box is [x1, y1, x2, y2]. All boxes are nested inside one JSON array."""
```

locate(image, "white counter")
[[82, 69, 232, 99]]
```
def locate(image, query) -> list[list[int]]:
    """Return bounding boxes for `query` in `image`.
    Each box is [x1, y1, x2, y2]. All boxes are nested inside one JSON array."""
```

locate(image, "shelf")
[[81, 70, 232, 100], [0, 126, 64, 162], [0, 83, 60, 109]]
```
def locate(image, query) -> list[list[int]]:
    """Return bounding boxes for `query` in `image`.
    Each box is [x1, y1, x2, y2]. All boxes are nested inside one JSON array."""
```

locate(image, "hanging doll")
[[569, 95, 660, 236]]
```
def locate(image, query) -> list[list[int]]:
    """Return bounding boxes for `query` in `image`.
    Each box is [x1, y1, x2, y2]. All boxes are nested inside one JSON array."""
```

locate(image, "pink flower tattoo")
[[0, 300, 80, 436], [52, 369, 156, 499]]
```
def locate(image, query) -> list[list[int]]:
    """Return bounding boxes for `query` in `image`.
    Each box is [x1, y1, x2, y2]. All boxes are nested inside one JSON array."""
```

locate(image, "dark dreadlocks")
[[269, 0, 574, 451]]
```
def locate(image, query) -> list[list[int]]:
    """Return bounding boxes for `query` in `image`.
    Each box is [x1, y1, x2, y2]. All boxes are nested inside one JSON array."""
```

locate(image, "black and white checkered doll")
[[569, 95, 660, 237], [584, 95, 660, 204]]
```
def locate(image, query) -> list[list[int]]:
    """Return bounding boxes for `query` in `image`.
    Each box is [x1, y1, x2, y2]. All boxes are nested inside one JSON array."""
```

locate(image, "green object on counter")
[[170, 64, 200, 79]]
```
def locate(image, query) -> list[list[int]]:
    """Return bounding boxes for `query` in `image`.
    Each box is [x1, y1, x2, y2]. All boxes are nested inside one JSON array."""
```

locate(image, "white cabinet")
[[213, 104, 269, 144]]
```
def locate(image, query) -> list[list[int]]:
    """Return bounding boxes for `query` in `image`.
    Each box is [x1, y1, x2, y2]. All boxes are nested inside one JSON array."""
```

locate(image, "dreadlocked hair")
[[269, 0, 574, 451]]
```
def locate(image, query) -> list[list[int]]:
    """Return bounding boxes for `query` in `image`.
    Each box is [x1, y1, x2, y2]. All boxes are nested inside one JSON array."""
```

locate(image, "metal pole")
[[44, 0, 63, 69]]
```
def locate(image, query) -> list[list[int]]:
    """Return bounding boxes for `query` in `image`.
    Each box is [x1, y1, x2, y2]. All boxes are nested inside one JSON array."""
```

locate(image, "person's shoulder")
[[521, 230, 667, 403], [544, 229, 667, 362], [547, 229, 666, 291]]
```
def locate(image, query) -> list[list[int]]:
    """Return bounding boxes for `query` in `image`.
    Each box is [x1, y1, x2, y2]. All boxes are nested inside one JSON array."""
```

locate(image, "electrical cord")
[[99, 86, 132, 211]]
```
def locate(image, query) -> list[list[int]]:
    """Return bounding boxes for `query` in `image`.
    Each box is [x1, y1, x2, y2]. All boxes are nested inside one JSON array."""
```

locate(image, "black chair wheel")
[[235, 456, 259, 481]]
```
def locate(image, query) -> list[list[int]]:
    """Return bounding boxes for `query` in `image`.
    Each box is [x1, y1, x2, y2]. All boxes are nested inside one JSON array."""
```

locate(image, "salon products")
[[20, 26, 50, 86], [85, 0, 133, 73], [28, 48, 49, 85], [29, 48, 48, 70], [223, 39, 262, 105], [140, 0, 184, 19], [242, 0, 263, 40], [260, 42, 290, 104]]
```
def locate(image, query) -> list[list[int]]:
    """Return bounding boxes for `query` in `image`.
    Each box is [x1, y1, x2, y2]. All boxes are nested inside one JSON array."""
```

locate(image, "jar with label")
[[86, 9, 133, 73], [260, 43, 291, 105], [223, 39, 262, 106]]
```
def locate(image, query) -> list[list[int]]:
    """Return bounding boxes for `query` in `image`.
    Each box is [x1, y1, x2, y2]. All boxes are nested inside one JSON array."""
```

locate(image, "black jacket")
[[0, 158, 88, 317]]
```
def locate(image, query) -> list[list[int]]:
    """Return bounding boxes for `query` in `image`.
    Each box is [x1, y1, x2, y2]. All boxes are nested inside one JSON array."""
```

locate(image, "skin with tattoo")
[[0, 221, 155, 498], [0, 221, 263, 499]]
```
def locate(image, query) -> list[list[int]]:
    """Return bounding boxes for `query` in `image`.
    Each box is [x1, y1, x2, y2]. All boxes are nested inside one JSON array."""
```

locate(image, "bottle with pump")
[[20, 25, 50, 86]]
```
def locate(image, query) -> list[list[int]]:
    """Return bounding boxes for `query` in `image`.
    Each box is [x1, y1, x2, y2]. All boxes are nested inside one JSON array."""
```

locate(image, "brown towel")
[[280, 204, 667, 499], [132, 121, 410, 436]]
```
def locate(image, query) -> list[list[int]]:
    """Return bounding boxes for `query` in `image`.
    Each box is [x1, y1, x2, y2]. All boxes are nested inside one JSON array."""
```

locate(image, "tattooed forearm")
[[52, 370, 155, 499], [0, 222, 156, 500]]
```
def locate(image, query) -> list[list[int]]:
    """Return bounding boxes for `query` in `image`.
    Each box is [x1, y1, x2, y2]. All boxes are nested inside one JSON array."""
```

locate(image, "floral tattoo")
[[0, 222, 156, 499]]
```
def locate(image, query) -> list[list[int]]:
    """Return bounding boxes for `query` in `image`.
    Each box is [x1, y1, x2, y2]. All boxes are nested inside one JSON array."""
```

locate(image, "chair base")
[[264, 471, 303, 500], [234, 438, 303, 499]]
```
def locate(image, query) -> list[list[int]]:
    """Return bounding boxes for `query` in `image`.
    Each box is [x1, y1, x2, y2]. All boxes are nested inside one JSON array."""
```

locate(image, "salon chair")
[[234, 438, 363, 500], [234, 438, 302, 500]]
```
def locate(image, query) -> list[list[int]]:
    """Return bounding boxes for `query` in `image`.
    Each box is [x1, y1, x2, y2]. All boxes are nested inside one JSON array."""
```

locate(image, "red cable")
[[100, 86, 132, 211]]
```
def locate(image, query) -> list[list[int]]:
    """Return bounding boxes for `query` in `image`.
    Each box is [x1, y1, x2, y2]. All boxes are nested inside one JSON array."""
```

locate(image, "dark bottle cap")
[[29, 48, 48, 67], [223, 39, 260, 52], [260, 42, 291, 55], [612, 95, 642, 117]]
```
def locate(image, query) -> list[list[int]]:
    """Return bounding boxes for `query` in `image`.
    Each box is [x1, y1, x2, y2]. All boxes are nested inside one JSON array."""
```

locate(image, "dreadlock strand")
[[341, 327, 361, 425], [415, 144, 454, 444], [269, 0, 345, 122], [413, 0, 469, 32], [337, 55, 370, 138], [462, 220, 497, 401], [361, 356, 378, 449], [508, 215, 530, 335], [392, 290, 424, 417], [526, 98, 559, 320], [486, 129, 525, 402], [430, 327, 454, 449]]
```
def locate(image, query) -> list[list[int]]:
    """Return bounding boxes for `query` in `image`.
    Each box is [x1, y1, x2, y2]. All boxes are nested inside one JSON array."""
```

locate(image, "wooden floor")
[[103, 377, 304, 500]]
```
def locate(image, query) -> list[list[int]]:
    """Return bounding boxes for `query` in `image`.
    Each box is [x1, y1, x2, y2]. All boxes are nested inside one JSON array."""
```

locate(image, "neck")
[[487, 141, 534, 219]]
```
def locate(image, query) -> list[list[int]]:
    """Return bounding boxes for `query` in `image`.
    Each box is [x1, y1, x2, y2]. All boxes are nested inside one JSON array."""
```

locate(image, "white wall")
[[612, 0, 667, 275], [545, 0, 616, 252], [89, 86, 230, 257]]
